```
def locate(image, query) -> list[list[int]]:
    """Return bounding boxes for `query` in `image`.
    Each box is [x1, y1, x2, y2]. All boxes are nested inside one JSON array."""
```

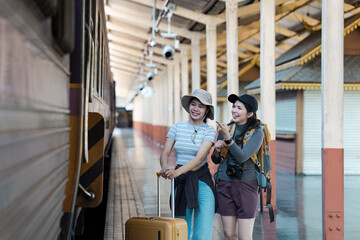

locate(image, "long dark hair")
[[234, 101, 260, 145]]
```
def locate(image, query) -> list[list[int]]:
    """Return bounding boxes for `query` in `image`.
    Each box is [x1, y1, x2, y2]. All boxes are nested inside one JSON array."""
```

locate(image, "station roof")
[[246, 55, 360, 91], [245, 15, 360, 92], [104, 0, 360, 104]]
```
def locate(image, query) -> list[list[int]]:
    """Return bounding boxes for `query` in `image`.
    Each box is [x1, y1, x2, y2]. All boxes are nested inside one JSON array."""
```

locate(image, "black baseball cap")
[[228, 94, 258, 113]]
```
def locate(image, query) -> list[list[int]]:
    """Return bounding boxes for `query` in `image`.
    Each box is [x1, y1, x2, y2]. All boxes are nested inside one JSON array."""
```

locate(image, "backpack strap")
[[265, 181, 274, 223], [244, 123, 275, 223], [259, 165, 275, 223], [242, 128, 260, 169], [262, 123, 274, 223]]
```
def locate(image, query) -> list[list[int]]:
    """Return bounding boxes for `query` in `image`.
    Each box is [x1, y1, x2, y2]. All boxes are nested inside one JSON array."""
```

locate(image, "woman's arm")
[[228, 129, 264, 164], [165, 140, 214, 179], [159, 137, 175, 178], [211, 134, 225, 164]]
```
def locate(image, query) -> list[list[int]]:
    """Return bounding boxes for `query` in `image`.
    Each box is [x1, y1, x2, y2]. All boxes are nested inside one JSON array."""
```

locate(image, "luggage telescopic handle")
[[156, 172, 175, 218]]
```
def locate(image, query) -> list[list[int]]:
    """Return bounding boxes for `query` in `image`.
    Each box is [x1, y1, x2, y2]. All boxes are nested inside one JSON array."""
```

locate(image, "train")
[[0, 0, 115, 239]]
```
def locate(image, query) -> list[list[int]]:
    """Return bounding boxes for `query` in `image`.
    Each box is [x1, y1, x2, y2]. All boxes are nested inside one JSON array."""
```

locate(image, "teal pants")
[[177, 180, 215, 240]]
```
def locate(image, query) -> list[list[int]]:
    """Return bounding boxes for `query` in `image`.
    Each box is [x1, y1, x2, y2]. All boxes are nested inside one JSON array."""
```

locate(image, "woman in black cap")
[[211, 94, 264, 240], [160, 89, 217, 240]]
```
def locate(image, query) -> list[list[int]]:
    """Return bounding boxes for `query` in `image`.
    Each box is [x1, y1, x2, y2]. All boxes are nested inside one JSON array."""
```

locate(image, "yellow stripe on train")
[[76, 112, 105, 208]]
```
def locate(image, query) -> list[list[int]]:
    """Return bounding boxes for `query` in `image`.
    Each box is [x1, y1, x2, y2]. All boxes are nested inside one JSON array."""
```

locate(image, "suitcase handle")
[[156, 172, 175, 218]]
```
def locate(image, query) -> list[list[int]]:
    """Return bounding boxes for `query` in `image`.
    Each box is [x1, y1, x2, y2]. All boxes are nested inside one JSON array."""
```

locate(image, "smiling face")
[[231, 100, 253, 125], [189, 98, 207, 122]]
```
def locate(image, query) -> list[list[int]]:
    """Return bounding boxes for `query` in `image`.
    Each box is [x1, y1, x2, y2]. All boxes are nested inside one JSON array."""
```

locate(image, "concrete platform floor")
[[105, 128, 360, 240]]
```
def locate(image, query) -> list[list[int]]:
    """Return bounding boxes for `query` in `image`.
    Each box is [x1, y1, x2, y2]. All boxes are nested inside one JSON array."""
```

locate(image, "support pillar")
[[260, 0, 277, 214], [206, 24, 217, 124], [160, 70, 166, 127], [167, 64, 174, 126], [191, 36, 201, 92], [321, 1, 344, 239], [226, 0, 239, 112], [181, 48, 189, 121], [206, 23, 218, 174], [174, 54, 181, 123], [151, 79, 159, 127], [158, 70, 168, 144]]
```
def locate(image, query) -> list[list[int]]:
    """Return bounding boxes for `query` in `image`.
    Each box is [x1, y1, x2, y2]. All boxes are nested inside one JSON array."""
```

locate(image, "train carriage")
[[0, 0, 115, 239]]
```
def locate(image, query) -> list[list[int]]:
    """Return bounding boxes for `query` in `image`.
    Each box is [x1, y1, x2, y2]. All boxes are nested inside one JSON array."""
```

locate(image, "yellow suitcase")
[[125, 216, 187, 240], [125, 173, 187, 240]]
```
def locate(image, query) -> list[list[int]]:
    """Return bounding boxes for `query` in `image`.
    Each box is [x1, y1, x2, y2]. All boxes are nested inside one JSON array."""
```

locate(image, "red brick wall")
[[133, 121, 169, 145], [276, 139, 296, 174]]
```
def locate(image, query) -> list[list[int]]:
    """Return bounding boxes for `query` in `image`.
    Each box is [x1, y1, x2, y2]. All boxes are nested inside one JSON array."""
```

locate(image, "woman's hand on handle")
[[159, 168, 178, 179], [160, 168, 168, 179], [165, 168, 178, 179]]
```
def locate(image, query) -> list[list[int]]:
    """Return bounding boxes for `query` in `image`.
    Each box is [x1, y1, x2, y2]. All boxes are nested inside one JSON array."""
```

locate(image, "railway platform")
[[104, 128, 360, 240]]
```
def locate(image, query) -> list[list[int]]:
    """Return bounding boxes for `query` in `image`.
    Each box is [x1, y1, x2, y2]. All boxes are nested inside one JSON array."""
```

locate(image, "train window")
[[92, 10, 98, 95], [85, 0, 92, 102], [95, 12, 101, 95], [104, 40, 107, 99], [97, 26, 102, 96], [107, 54, 110, 102], [106, 55, 109, 101], [91, 0, 96, 32], [106, 70, 110, 102], [101, 33, 105, 98], [85, 1, 90, 26], [100, 33, 103, 98], [104, 56, 108, 101]]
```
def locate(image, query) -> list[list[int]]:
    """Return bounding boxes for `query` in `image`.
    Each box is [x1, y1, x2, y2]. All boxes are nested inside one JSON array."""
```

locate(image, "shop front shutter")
[[275, 92, 297, 173], [276, 91, 297, 133], [303, 90, 321, 174], [344, 91, 360, 174], [303, 90, 360, 175]]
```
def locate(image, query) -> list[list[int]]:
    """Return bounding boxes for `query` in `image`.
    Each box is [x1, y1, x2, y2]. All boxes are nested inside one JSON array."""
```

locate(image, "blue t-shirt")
[[166, 121, 216, 166]]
